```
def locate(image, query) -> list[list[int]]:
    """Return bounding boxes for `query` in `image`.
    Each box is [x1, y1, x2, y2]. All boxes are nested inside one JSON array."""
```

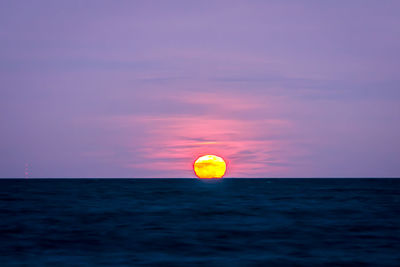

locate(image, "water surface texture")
[[0, 178, 399, 266]]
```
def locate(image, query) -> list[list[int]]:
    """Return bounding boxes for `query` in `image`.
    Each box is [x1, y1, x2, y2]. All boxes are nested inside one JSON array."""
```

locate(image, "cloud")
[[94, 90, 296, 177]]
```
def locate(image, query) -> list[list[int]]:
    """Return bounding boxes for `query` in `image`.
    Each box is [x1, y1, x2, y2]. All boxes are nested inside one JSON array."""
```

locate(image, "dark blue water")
[[0, 179, 399, 266]]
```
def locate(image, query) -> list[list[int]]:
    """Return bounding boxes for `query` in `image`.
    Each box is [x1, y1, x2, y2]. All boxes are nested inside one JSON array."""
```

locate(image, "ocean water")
[[0, 178, 399, 266]]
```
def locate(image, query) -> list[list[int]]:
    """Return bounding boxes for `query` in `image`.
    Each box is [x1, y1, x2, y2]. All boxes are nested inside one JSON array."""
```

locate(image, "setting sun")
[[193, 155, 226, 179]]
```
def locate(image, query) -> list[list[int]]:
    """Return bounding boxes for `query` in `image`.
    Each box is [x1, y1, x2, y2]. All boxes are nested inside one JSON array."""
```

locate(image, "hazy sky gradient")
[[1, 0, 399, 177]]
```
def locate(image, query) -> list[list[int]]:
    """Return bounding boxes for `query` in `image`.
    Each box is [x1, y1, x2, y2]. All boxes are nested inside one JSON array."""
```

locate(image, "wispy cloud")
[[96, 90, 296, 177]]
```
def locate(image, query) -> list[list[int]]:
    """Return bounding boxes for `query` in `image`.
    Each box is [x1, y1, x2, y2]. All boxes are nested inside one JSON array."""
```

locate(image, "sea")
[[0, 178, 399, 266]]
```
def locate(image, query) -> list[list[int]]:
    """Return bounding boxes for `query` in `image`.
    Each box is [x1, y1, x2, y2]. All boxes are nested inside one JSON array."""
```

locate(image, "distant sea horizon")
[[2, 177, 400, 179]]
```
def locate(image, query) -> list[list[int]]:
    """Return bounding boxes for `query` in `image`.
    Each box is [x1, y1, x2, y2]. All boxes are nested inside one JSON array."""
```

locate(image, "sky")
[[1, 0, 399, 178]]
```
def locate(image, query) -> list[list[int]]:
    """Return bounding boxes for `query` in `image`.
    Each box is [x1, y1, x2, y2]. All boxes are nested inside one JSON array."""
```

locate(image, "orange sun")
[[193, 155, 226, 179]]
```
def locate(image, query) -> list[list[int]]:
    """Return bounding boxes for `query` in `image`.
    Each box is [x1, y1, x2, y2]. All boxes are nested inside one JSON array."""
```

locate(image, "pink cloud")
[[101, 91, 296, 177]]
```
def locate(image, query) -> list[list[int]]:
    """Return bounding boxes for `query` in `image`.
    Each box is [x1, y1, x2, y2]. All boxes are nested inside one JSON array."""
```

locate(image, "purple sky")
[[1, 1, 399, 178]]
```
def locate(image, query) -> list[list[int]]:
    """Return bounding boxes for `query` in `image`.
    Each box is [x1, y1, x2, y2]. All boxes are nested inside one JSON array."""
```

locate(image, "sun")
[[193, 155, 226, 179]]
